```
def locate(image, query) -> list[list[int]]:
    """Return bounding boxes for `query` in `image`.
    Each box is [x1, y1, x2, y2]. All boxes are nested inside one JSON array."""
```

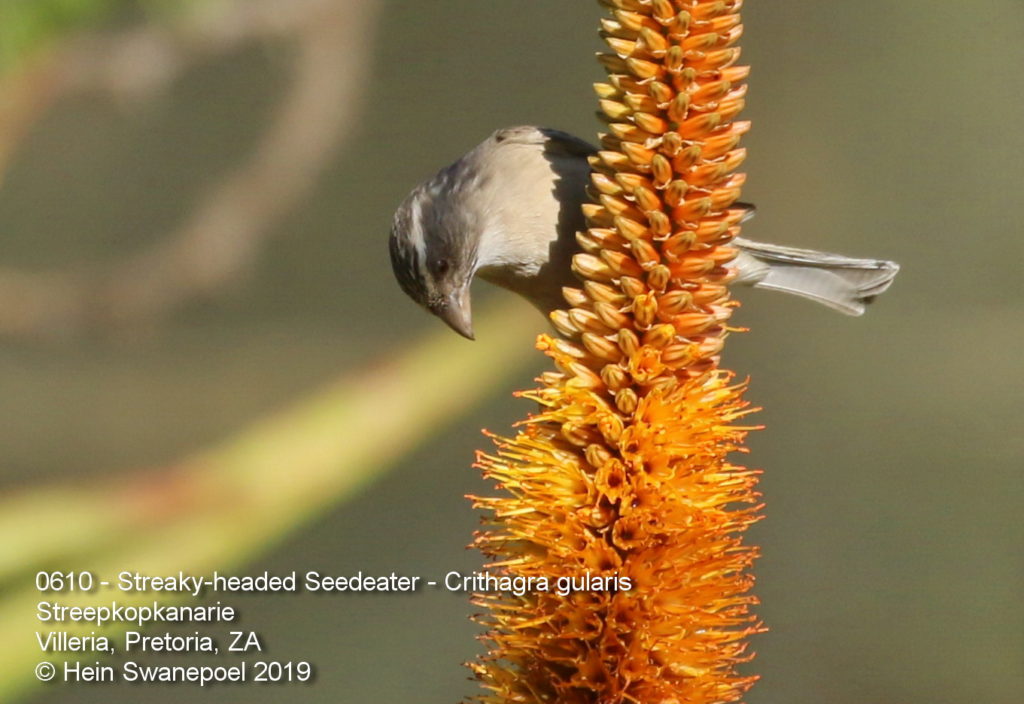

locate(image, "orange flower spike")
[[471, 1, 760, 703]]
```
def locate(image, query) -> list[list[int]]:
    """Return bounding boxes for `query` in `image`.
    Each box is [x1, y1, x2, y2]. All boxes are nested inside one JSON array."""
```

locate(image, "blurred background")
[[1, 0, 1022, 702]]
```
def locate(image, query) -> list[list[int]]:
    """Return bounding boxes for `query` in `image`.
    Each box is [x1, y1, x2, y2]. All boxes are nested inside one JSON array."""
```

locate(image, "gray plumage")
[[731, 238, 898, 316], [389, 126, 899, 338]]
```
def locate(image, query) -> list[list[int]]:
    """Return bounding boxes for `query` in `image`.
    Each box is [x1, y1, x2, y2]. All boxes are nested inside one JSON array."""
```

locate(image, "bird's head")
[[388, 165, 482, 340]]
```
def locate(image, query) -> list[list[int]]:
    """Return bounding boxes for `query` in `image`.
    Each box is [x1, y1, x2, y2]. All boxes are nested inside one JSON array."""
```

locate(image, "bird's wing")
[[492, 126, 599, 159], [540, 129, 600, 159], [496, 129, 760, 221]]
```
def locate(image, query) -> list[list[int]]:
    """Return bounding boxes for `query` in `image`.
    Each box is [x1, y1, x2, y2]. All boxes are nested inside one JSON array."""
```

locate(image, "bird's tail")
[[732, 237, 900, 316]]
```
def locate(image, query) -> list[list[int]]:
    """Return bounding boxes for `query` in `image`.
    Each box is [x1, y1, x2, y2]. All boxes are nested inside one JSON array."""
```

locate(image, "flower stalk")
[[469, 1, 761, 702]]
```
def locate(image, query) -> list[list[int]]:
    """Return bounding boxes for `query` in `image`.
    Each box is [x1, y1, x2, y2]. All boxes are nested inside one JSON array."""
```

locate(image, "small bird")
[[389, 126, 899, 339]]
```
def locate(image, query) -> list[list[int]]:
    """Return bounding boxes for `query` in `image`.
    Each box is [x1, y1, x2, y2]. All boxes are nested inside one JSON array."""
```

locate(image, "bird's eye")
[[434, 258, 451, 275]]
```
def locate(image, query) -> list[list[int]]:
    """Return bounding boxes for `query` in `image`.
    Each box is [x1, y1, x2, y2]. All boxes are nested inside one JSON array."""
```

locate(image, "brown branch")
[[0, 57, 62, 190], [0, 0, 381, 338]]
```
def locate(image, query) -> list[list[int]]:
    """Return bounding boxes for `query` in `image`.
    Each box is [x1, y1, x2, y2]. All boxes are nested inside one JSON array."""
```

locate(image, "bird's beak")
[[436, 285, 474, 340]]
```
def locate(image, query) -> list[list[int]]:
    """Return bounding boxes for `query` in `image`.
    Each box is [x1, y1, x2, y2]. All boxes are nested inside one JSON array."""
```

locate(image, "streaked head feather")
[[388, 159, 483, 310]]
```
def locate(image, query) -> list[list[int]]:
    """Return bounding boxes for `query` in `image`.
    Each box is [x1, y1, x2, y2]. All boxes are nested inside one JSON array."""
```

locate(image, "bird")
[[389, 126, 899, 340]]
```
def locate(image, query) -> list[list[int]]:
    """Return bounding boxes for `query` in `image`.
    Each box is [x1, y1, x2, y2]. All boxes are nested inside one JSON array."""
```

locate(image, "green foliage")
[[0, 0, 196, 75]]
